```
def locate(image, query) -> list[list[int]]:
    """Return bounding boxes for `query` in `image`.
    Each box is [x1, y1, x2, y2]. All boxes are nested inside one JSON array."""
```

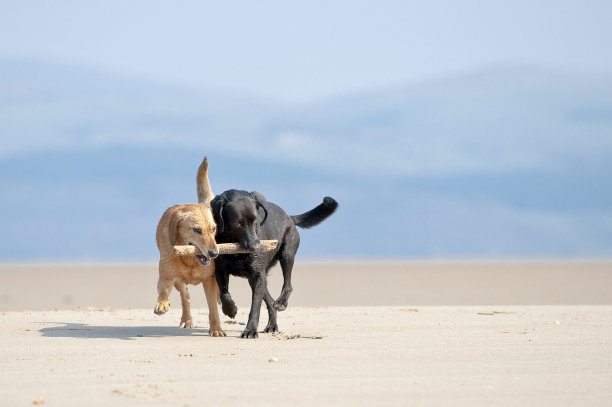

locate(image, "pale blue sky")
[[1, 0, 611, 103]]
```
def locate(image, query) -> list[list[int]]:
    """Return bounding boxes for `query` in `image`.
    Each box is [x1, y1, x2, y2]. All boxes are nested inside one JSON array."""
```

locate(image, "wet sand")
[[1, 260, 611, 311]]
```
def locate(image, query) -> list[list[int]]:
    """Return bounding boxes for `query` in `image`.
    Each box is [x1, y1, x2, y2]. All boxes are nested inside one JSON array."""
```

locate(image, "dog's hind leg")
[[203, 276, 226, 337], [274, 235, 299, 311], [174, 280, 193, 328], [262, 287, 279, 333]]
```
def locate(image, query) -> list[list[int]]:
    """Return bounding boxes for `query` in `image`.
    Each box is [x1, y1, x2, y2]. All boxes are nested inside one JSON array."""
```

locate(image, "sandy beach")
[[1, 261, 611, 406]]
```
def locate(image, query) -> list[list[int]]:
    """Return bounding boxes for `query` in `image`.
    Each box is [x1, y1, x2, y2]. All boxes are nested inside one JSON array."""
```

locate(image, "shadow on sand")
[[39, 322, 240, 340]]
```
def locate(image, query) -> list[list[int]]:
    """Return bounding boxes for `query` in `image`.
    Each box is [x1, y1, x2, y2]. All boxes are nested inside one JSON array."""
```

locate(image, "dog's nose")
[[247, 242, 261, 251], [208, 248, 219, 259]]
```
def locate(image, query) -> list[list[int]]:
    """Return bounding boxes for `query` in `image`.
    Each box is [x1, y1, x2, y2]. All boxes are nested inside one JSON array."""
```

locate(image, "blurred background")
[[1, 1, 611, 261]]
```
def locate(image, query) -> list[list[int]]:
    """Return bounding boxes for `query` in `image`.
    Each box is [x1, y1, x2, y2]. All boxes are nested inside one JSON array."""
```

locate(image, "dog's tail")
[[291, 197, 338, 229], [197, 156, 215, 204]]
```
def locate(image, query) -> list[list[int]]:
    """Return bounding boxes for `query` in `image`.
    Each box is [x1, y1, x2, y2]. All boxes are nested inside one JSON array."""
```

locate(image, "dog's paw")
[[240, 327, 259, 339], [209, 328, 226, 337], [263, 322, 279, 333], [273, 299, 288, 312], [179, 319, 193, 329], [221, 298, 238, 319], [154, 300, 170, 315]]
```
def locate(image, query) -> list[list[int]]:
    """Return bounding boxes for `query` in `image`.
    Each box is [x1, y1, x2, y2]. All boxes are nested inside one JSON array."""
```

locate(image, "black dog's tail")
[[291, 197, 338, 229]]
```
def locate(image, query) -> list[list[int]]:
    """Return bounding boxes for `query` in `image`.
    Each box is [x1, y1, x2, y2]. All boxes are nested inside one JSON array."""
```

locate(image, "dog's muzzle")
[[242, 239, 261, 252], [195, 254, 211, 266], [188, 242, 217, 266]]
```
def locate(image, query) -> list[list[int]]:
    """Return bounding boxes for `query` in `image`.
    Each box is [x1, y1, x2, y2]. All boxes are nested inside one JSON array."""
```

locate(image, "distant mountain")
[[0, 58, 276, 158], [263, 65, 612, 177], [1, 59, 611, 260]]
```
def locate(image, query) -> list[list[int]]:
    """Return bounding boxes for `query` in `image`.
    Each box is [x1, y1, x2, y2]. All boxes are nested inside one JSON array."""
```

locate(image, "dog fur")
[[211, 190, 338, 338], [153, 157, 225, 336]]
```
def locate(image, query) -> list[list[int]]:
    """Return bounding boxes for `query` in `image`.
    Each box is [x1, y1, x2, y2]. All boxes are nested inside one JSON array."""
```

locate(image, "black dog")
[[211, 189, 338, 338]]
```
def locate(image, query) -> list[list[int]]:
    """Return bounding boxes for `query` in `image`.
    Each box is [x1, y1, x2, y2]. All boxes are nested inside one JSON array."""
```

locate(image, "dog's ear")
[[251, 191, 268, 226], [211, 195, 226, 233], [168, 210, 183, 245]]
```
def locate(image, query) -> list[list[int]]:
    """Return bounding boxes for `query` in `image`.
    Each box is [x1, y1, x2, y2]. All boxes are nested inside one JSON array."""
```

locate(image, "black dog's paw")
[[273, 299, 288, 312], [240, 327, 259, 339], [221, 297, 237, 319], [263, 322, 279, 333]]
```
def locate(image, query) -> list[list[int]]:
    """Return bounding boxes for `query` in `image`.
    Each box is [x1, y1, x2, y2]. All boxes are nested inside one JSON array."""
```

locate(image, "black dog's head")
[[211, 190, 268, 251]]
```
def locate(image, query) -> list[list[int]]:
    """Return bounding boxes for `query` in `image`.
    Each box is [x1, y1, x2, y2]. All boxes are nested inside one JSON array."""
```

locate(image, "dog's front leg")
[[203, 276, 226, 337], [174, 280, 192, 328], [154, 274, 174, 315], [215, 266, 237, 319], [242, 272, 266, 338]]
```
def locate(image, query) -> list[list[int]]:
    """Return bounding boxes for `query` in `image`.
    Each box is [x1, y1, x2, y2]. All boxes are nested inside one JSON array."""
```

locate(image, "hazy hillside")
[[0, 58, 276, 158], [1, 59, 611, 260]]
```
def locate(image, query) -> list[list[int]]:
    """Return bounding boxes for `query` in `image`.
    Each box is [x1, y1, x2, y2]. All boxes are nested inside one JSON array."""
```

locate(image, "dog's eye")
[[192, 227, 202, 234], [211, 226, 217, 234], [232, 222, 241, 228]]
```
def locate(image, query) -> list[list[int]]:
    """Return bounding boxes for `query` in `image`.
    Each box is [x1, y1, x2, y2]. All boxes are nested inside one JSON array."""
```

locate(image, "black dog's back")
[[291, 196, 338, 229]]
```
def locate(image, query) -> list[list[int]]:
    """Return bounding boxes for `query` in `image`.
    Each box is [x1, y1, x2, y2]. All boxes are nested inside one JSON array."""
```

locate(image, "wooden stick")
[[174, 240, 278, 256]]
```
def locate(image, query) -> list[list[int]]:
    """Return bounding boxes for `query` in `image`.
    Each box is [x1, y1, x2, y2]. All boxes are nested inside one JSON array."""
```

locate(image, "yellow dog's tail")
[[196, 156, 215, 205]]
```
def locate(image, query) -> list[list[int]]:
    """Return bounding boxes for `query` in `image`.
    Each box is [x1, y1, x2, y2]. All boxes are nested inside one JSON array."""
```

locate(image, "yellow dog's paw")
[[209, 328, 226, 337], [154, 300, 170, 315], [179, 319, 193, 329]]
